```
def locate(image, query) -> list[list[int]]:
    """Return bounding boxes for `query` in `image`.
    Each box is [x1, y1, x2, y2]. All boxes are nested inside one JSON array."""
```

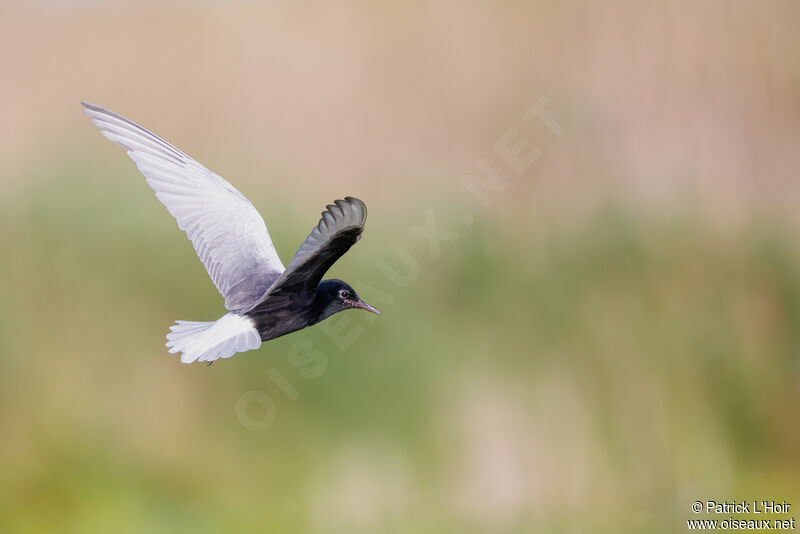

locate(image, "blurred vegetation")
[[0, 160, 798, 534]]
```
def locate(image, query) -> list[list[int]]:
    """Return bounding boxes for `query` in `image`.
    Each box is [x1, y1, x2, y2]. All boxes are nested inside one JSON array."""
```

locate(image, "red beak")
[[353, 300, 381, 315]]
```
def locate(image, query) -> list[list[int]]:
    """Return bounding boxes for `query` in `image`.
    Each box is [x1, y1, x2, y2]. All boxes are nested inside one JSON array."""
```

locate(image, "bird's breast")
[[246, 293, 320, 342]]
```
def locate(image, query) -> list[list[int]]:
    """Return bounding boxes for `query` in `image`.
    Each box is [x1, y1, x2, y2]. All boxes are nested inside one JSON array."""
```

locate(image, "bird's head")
[[316, 279, 381, 319]]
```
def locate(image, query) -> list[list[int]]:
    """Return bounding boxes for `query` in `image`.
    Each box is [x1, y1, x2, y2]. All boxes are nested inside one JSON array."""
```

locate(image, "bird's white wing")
[[82, 102, 285, 312]]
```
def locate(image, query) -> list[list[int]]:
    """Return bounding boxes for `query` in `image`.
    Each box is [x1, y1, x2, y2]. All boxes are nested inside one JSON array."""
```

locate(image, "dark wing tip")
[[308, 197, 368, 244], [341, 197, 367, 225], [343, 196, 365, 208]]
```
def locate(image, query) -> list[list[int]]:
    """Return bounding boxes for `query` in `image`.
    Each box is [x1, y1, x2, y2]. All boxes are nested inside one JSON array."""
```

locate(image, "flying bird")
[[82, 103, 380, 364]]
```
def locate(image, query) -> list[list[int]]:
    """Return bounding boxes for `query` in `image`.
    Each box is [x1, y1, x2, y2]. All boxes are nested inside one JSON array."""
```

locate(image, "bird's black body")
[[247, 279, 370, 341]]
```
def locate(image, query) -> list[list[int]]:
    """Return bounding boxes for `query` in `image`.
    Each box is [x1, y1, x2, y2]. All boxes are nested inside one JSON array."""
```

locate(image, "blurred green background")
[[1, 1, 800, 533]]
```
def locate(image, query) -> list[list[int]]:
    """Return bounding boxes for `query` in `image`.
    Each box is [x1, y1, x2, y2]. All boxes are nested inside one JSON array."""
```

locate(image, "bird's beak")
[[353, 300, 382, 315]]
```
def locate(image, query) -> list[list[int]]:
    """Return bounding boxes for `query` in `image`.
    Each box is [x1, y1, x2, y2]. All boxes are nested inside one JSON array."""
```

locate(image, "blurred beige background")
[[3, 1, 800, 217], [1, 2, 799, 533]]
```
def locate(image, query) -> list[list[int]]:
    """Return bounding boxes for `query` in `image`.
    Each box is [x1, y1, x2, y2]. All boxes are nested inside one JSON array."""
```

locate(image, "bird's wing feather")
[[262, 197, 367, 297], [82, 102, 285, 313]]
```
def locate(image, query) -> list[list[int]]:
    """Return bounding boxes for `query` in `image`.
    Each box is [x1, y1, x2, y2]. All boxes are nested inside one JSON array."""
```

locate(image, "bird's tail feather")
[[166, 313, 262, 364]]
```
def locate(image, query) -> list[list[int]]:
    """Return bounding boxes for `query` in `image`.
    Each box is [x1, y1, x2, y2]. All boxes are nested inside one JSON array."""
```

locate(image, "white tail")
[[166, 313, 262, 364]]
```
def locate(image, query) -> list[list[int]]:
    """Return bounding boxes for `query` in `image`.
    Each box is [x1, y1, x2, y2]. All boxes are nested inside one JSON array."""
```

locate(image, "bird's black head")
[[315, 279, 381, 321]]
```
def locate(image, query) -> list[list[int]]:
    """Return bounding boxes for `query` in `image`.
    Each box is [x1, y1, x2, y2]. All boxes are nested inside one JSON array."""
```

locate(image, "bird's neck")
[[311, 290, 339, 324]]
